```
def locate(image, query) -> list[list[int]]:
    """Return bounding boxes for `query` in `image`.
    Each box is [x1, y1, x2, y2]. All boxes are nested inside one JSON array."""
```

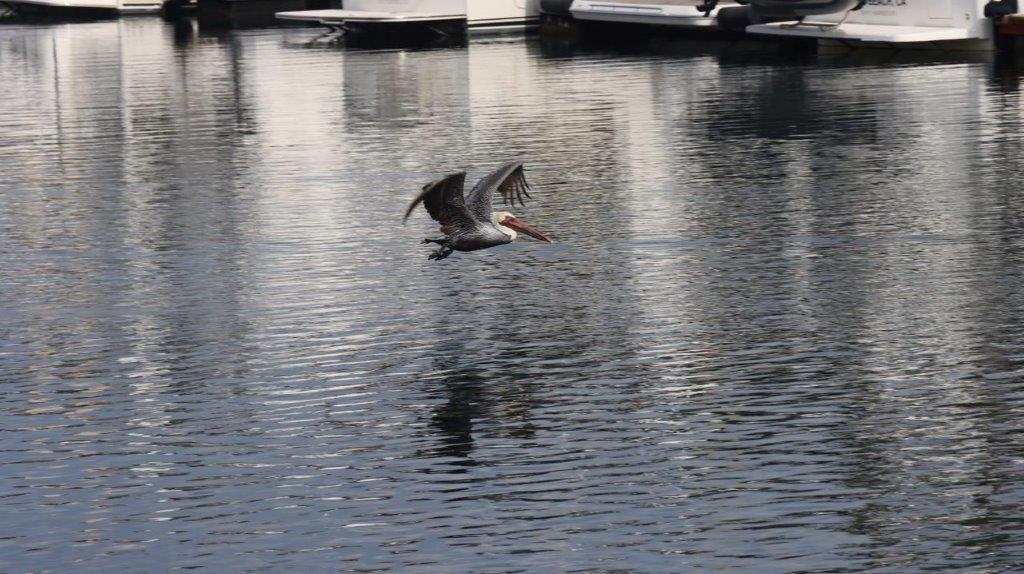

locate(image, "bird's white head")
[[493, 211, 552, 243]]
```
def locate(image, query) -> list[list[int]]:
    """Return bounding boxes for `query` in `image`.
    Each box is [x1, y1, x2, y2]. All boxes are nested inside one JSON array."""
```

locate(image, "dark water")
[[2, 18, 1024, 573]]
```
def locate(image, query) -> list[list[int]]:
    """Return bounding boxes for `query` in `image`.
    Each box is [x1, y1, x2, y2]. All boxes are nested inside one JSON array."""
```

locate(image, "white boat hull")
[[570, 0, 740, 28], [277, 0, 540, 32], [747, 0, 1010, 48], [5, 0, 161, 13]]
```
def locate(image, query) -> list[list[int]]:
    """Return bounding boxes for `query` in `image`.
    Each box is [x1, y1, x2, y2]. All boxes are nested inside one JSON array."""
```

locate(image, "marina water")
[[2, 19, 1023, 573]]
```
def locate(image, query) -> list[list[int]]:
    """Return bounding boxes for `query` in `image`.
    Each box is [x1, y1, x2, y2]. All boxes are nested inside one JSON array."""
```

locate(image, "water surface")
[[2, 19, 1024, 573]]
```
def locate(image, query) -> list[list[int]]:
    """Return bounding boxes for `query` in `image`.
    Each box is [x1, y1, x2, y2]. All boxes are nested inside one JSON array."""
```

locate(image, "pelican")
[[403, 161, 552, 261]]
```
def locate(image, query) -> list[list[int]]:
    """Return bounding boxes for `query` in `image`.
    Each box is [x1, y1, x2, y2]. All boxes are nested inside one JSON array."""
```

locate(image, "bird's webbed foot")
[[422, 238, 446, 245], [427, 246, 454, 261]]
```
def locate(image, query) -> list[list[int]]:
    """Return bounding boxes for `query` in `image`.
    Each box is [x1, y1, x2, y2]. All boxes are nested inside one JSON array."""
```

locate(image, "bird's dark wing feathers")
[[465, 161, 532, 221], [403, 172, 477, 235]]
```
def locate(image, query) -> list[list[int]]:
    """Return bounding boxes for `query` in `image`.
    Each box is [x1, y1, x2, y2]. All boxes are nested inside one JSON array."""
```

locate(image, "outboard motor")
[[748, 0, 862, 18], [695, 0, 719, 17], [717, 5, 758, 31], [540, 0, 574, 16], [985, 0, 1020, 52], [985, 0, 1019, 19]]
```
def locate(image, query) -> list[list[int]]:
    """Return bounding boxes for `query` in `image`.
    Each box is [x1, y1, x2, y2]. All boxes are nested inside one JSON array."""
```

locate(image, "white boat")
[[276, 0, 541, 34], [569, 0, 742, 29], [2, 0, 161, 15], [745, 0, 1023, 49]]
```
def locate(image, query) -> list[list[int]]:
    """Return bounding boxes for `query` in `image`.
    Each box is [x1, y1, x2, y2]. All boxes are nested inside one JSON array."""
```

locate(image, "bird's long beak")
[[504, 217, 553, 243]]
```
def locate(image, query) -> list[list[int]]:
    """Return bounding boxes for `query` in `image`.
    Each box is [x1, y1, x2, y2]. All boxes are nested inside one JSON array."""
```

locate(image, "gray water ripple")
[[2, 18, 1024, 574]]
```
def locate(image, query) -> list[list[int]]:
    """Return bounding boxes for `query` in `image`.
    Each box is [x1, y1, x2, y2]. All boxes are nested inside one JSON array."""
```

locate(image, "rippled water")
[[2, 18, 1024, 573]]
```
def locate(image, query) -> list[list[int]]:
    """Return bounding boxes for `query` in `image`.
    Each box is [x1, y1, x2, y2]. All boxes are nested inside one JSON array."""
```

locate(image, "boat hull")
[[746, 0, 1010, 49], [568, 1, 748, 30], [275, 0, 541, 35], [3, 0, 161, 14]]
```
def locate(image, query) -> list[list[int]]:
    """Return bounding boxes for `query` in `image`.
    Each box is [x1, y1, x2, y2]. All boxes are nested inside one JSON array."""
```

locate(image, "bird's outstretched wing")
[[465, 161, 532, 222], [403, 172, 477, 235]]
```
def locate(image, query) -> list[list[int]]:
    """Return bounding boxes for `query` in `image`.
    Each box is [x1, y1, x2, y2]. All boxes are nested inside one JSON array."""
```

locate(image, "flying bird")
[[403, 161, 552, 261]]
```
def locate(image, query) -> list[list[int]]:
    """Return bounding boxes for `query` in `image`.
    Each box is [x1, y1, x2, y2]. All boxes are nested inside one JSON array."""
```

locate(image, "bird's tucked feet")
[[427, 246, 454, 261]]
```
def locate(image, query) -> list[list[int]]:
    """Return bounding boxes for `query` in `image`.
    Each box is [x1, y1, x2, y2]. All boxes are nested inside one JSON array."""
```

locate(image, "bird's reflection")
[[429, 380, 483, 461], [425, 354, 489, 464], [418, 328, 541, 466]]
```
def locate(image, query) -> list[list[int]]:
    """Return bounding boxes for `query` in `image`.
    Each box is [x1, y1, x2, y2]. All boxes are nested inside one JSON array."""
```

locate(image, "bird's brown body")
[[403, 161, 551, 260]]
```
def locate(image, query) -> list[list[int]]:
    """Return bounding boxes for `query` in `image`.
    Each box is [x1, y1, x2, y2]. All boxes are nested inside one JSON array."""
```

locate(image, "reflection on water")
[[2, 18, 1024, 573]]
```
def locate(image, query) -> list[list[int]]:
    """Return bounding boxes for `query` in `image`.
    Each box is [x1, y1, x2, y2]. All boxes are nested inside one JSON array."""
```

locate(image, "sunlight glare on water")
[[1, 18, 1024, 573]]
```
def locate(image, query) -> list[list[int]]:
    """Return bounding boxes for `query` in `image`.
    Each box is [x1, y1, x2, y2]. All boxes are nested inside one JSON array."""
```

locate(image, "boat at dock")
[[552, 0, 1022, 50], [745, 0, 1023, 50], [568, 0, 743, 29], [1, 0, 162, 16], [276, 0, 541, 35]]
